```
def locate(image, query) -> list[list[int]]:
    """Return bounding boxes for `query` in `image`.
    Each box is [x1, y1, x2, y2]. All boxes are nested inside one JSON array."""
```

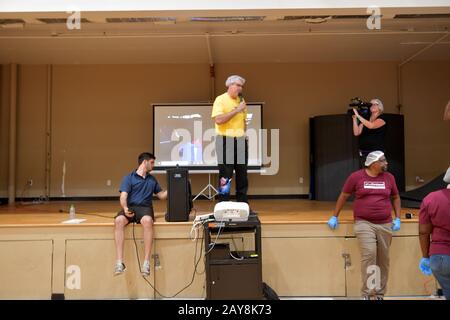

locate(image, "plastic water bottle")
[[69, 204, 76, 220]]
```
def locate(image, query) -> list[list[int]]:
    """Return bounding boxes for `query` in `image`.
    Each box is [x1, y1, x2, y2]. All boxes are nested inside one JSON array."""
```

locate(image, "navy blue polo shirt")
[[119, 171, 162, 207]]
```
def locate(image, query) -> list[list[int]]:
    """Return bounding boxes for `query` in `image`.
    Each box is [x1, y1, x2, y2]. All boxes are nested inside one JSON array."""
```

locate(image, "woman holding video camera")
[[353, 98, 386, 167]]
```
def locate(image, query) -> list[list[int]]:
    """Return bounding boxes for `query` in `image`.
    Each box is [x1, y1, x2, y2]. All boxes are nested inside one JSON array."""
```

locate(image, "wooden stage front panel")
[[0, 200, 435, 299]]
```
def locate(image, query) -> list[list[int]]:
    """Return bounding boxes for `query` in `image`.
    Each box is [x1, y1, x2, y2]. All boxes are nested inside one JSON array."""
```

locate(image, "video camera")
[[347, 97, 372, 120]]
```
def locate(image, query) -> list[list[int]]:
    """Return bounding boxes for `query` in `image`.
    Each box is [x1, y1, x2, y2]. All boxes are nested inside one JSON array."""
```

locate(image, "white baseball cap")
[[364, 151, 385, 167], [444, 166, 450, 183]]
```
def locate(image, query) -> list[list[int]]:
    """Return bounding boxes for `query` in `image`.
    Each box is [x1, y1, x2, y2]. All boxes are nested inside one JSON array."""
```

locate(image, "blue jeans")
[[430, 254, 450, 300]]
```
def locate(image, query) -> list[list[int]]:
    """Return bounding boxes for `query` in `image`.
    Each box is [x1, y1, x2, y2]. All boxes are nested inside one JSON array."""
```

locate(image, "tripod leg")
[[193, 173, 220, 201], [193, 184, 210, 201]]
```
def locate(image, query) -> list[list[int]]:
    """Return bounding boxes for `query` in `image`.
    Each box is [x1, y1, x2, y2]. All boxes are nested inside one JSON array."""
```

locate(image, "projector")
[[213, 201, 249, 222]]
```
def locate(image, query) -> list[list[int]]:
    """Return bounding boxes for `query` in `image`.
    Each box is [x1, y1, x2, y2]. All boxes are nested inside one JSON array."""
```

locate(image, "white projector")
[[213, 201, 249, 222]]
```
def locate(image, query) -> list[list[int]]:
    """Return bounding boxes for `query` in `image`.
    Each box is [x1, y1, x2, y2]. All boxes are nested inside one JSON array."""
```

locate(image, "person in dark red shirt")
[[418, 166, 450, 300], [327, 150, 401, 300]]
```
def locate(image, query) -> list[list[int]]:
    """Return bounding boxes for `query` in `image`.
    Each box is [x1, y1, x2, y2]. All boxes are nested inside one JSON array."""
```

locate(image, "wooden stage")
[[0, 199, 436, 300], [0, 199, 419, 226]]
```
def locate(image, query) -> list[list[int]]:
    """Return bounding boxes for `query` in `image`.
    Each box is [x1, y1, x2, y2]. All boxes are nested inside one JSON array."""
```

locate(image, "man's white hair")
[[371, 98, 384, 113], [225, 75, 246, 87]]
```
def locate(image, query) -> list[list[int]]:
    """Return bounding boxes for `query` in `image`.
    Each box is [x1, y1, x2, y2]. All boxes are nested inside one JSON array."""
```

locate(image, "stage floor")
[[0, 199, 420, 227]]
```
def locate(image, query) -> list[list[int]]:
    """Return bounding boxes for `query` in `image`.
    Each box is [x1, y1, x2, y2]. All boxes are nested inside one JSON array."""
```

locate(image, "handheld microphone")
[[238, 93, 244, 103]]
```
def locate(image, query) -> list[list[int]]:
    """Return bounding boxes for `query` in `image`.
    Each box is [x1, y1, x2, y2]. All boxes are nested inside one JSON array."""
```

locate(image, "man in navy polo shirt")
[[114, 152, 167, 277]]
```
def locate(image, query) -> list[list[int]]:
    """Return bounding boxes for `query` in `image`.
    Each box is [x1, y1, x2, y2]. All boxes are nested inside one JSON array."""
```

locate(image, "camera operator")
[[352, 98, 386, 167]]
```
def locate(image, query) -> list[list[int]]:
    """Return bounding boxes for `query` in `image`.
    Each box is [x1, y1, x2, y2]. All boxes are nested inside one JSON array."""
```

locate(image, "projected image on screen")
[[153, 104, 263, 169]]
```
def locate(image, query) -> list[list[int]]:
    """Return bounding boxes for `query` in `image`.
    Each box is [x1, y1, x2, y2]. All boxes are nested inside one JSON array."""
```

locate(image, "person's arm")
[[419, 223, 433, 258], [156, 190, 167, 200], [152, 179, 166, 200], [332, 192, 351, 217], [391, 194, 401, 219], [358, 116, 385, 129], [444, 100, 450, 121], [352, 115, 364, 136], [119, 192, 134, 217], [215, 102, 246, 125], [328, 172, 354, 229], [353, 109, 385, 129]]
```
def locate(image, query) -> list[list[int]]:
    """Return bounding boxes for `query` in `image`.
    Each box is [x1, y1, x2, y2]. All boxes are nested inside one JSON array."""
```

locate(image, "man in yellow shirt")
[[211, 75, 249, 203]]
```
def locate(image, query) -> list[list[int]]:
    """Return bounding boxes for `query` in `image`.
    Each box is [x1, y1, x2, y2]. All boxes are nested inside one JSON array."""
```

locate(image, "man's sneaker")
[[218, 178, 231, 196], [141, 261, 150, 277], [114, 262, 126, 276]]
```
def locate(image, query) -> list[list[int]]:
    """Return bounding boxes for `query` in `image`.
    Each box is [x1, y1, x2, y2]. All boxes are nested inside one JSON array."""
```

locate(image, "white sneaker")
[[114, 262, 126, 276], [141, 261, 150, 277]]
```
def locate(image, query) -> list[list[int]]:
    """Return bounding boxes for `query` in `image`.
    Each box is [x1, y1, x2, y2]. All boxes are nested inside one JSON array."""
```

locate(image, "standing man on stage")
[[327, 151, 401, 300], [211, 75, 251, 207], [418, 166, 450, 300], [114, 152, 167, 277]]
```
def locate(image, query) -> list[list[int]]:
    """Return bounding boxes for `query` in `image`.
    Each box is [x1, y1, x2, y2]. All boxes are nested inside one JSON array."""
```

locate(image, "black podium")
[[204, 215, 262, 300], [309, 114, 405, 201]]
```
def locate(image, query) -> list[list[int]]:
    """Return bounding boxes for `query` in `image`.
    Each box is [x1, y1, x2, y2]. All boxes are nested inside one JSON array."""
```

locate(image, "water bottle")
[[69, 204, 76, 220]]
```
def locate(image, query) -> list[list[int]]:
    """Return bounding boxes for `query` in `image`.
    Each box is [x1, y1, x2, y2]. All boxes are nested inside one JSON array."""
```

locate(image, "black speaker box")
[[309, 113, 405, 201], [165, 167, 191, 222]]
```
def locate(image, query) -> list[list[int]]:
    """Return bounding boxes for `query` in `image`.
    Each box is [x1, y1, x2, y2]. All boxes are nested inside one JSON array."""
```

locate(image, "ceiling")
[[0, 8, 449, 64]]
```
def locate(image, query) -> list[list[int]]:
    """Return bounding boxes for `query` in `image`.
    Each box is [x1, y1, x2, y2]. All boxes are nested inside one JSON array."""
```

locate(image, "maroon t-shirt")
[[342, 169, 399, 224], [419, 189, 450, 256]]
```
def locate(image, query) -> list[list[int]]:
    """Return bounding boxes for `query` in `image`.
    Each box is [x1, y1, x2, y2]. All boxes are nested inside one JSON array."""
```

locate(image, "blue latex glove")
[[218, 178, 232, 195], [419, 257, 432, 276], [392, 217, 401, 231], [327, 216, 338, 230]]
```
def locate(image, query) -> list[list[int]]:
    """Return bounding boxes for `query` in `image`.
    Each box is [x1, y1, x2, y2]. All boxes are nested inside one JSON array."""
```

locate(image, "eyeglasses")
[[233, 83, 244, 87], [377, 158, 387, 163]]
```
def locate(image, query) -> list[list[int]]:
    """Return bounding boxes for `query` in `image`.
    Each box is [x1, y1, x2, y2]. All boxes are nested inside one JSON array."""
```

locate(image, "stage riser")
[[0, 223, 436, 299]]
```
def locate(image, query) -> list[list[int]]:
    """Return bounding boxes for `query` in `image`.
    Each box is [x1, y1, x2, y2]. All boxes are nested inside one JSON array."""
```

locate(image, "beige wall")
[[16, 65, 48, 198], [226, 62, 398, 195], [0, 61, 449, 198], [50, 64, 210, 196], [402, 61, 450, 187], [0, 65, 10, 199]]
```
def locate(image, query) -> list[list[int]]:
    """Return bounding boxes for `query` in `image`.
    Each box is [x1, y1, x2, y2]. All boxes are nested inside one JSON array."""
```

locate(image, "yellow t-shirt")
[[211, 92, 247, 137]]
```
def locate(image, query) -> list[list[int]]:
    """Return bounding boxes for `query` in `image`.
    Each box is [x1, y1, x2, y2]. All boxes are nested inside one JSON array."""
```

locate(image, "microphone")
[[238, 93, 244, 103]]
